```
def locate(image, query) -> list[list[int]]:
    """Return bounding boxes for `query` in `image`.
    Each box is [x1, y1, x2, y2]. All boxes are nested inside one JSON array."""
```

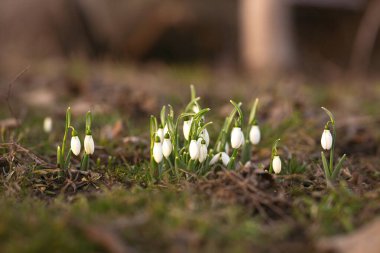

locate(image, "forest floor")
[[0, 60, 379, 253]]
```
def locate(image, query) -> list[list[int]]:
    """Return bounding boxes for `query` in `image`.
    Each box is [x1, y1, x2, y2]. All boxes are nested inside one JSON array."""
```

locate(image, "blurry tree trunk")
[[240, 0, 295, 73], [350, 0, 380, 77]]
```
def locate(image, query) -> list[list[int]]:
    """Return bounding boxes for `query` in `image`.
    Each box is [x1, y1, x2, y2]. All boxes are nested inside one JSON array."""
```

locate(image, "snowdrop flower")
[[162, 134, 173, 158], [272, 155, 281, 174], [209, 152, 230, 167], [183, 118, 193, 140], [189, 139, 199, 160], [249, 125, 261, 145], [156, 127, 164, 143], [153, 137, 163, 163], [193, 105, 200, 113], [43, 117, 53, 133], [84, 135, 95, 155], [70, 131, 81, 156], [198, 140, 208, 163], [231, 127, 244, 149], [200, 129, 210, 147], [321, 129, 333, 150]]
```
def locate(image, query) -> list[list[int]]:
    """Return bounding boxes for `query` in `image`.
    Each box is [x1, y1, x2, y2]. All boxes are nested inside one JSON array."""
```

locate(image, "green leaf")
[[331, 154, 347, 180], [160, 105, 166, 126], [321, 151, 330, 178], [248, 98, 259, 125]]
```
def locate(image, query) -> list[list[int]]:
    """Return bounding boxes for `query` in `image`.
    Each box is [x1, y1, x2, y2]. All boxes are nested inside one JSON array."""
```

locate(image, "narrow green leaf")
[[248, 98, 259, 125], [331, 154, 346, 180], [321, 151, 330, 178]]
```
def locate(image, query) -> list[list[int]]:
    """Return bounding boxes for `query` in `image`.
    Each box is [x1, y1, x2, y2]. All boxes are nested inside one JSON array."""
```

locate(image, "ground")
[[0, 60, 379, 253]]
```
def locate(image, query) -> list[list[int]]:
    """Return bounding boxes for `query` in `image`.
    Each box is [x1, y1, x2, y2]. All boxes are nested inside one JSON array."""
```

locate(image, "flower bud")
[[198, 140, 208, 163], [189, 139, 199, 160], [70, 136, 81, 156], [84, 135, 95, 155], [43, 117, 53, 133], [321, 129, 333, 150], [200, 129, 210, 147], [249, 125, 261, 145], [231, 127, 244, 149], [183, 118, 192, 140], [162, 135, 173, 158], [153, 140, 163, 163], [272, 155, 281, 174]]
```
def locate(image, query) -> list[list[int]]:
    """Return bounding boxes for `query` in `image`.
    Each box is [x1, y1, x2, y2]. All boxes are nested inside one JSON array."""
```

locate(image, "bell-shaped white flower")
[[70, 136, 81, 156], [200, 129, 210, 147], [183, 118, 193, 140], [189, 139, 199, 160], [321, 129, 333, 150], [249, 125, 261, 145], [156, 128, 164, 143], [162, 135, 173, 158], [231, 127, 244, 149], [84, 135, 95, 155], [153, 141, 163, 163], [272, 155, 281, 174], [209, 152, 230, 167], [198, 140, 208, 163], [43, 117, 53, 133]]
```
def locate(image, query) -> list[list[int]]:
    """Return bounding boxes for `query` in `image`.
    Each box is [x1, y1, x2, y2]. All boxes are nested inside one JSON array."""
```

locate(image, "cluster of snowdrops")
[[55, 86, 345, 184]]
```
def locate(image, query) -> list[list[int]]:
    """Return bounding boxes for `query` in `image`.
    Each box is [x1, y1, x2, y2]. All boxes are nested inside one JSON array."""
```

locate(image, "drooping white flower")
[[156, 128, 164, 143], [209, 152, 230, 167], [231, 127, 244, 149], [189, 139, 199, 160], [272, 155, 281, 174], [153, 141, 163, 163], [200, 129, 210, 147], [162, 136, 173, 158], [249, 125, 261, 145], [84, 135, 95, 155], [198, 140, 208, 163], [183, 118, 193, 140], [321, 129, 333, 150], [70, 136, 81, 156], [43, 117, 53, 133]]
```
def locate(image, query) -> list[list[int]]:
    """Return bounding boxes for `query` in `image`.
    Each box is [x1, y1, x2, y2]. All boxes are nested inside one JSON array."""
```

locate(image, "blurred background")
[[1, 0, 380, 118]]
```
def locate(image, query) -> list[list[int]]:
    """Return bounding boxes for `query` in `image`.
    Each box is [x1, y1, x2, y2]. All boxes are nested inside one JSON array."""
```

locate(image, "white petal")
[[249, 125, 261, 145], [209, 153, 221, 165], [84, 135, 95, 155], [200, 129, 210, 147], [156, 128, 164, 143], [183, 119, 192, 141], [221, 152, 230, 167], [163, 124, 169, 135], [153, 142, 163, 163], [70, 136, 81, 156], [189, 140, 199, 160], [162, 139, 173, 158], [321, 129, 333, 150], [231, 127, 243, 149], [272, 156, 281, 174], [198, 144, 208, 163]]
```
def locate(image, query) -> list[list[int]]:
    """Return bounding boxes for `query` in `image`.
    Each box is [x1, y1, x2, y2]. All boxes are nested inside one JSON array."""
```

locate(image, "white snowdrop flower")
[[249, 125, 261, 145], [84, 135, 95, 155], [272, 155, 282, 174], [209, 153, 221, 165], [70, 136, 81, 156], [162, 135, 173, 158], [198, 140, 208, 163], [209, 152, 230, 167], [321, 129, 333, 151], [200, 129, 210, 147], [183, 118, 193, 140], [220, 152, 230, 166], [43, 117, 53, 133], [189, 139, 200, 160], [153, 139, 163, 163], [156, 128, 164, 143], [231, 127, 244, 149]]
